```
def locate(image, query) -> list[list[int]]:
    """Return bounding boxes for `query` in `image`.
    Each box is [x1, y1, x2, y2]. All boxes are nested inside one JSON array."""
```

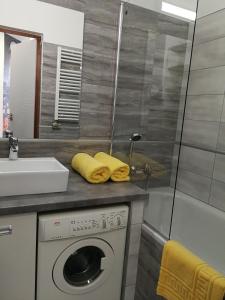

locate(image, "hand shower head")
[[129, 133, 142, 142]]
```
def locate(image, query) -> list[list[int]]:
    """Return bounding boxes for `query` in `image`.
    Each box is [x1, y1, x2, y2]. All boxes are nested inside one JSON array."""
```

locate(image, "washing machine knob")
[[117, 216, 122, 226], [113, 215, 122, 227], [102, 219, 107, 229]]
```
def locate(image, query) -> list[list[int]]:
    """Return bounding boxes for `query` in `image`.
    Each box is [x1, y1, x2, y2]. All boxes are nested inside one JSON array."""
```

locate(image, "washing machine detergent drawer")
[[36, 205, 129, 300]]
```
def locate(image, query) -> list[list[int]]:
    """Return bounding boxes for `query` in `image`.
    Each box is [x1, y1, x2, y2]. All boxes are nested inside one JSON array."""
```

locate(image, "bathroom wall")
[[0, 0, 120, 143], [39, 42, 80, 139], [135, 2, 225, 298], [112, 3, 191, 188], [39, 0, 120, 139], [0, 0, 121, 161], [0, 139, 110, 165], [167, 0, 225, 276], [135, 1, 225, 296], [135, 225, 164, 300], [176, 0, 225, 213]]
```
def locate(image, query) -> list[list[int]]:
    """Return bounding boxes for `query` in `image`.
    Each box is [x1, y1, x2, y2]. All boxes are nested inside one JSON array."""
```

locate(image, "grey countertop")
[[0, 168, 148, 215]]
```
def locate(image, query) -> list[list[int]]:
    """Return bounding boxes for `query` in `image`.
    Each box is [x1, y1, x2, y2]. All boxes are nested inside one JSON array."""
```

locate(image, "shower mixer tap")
[[128, 133, 152, 190], [129, 132, 142, 168]]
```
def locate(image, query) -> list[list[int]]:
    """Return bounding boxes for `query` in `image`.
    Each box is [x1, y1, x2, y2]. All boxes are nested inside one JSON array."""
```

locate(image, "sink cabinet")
[[0, 213, 37, 300]]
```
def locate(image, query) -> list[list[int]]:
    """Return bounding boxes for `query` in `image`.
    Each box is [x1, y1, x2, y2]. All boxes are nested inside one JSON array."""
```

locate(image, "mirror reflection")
[[0, 0, 84, 139]]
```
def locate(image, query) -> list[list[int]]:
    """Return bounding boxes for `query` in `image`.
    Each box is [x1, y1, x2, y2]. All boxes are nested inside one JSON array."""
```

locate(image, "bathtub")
[[144, 186, 174, 238], [144, 187, 225, 274], [171, 191, 225, 275]]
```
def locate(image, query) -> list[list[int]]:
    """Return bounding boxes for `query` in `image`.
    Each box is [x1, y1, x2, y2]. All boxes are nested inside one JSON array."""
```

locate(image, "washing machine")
[[36, 205, 129, 300]]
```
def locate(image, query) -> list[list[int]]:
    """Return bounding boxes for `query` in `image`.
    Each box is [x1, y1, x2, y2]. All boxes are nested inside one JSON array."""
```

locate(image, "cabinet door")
[[0, 213, 37, 300]]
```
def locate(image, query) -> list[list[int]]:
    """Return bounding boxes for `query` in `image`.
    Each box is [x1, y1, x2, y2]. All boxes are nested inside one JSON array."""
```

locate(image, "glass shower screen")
[[111, 0, 198, 238]]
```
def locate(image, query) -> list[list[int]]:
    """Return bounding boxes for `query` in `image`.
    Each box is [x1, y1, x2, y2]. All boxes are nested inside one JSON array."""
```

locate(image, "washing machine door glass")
[[53, 238, 115, 295], [63, 246, 104, 286]]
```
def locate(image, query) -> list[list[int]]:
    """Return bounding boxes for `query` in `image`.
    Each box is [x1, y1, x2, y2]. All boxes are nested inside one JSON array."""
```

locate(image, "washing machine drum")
[[53, 238, 115, 295]]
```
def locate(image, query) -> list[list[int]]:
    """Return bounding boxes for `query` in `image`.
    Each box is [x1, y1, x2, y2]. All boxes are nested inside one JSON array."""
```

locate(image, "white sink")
[[0, 157, 69, 197]]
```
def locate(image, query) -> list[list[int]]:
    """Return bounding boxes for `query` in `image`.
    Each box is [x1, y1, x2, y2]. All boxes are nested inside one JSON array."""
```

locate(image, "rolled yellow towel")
[[94, 152, 130, 182], [114, 152, 167, 179], [71, 153, 110, 184]]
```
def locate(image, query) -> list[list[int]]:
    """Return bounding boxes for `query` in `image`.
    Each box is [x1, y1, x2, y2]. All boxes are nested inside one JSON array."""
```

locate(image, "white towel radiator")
[[54, 46, 82, 123]]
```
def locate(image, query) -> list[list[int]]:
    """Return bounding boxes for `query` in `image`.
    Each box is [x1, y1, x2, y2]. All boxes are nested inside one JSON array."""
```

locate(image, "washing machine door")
[[53, 238, 115, 295]]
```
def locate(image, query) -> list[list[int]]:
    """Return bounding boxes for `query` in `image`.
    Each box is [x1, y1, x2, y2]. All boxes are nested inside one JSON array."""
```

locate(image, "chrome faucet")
[[9, 135, 19, 160]]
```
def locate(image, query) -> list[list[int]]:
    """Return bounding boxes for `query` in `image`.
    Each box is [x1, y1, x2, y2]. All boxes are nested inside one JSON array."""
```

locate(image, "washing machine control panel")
[[39, 206, 129, 241]]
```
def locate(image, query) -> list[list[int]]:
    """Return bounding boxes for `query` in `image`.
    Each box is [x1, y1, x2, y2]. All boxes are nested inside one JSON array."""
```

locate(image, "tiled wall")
[[123, 200, 145, 300], [135, 3, 225, 299], [112, 3, 191, 187], [0, 138, 110, 164], [39, 42, 80, 139], [176, 0, 225, 212], [135, 225, 165, 300], [0, 0, 121, 157], [37, 0, 120, 139]]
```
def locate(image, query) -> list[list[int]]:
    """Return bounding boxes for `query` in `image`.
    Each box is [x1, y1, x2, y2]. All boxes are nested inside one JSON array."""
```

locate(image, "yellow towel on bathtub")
[[71, 153, 110, 184], [157, 240, 225, 300], [94, 152, 130, 182]]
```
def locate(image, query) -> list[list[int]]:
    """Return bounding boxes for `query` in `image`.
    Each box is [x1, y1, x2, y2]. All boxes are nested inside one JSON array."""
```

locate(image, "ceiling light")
[[161, 2, 196, 21]]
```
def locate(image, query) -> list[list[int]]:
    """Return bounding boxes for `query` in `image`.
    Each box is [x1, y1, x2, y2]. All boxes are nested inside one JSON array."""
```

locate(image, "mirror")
[[0, 0, 84, 139]]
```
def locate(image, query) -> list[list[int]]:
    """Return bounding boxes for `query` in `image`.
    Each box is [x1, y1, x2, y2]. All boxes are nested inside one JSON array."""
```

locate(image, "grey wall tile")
[[84, 0, 120, 26], [216, 123, 225, 152], [82, 22, 117, 87], [39, 125, 80, 139], [83, 21, 117, 62], [123, 285, 136, 300], [135, 226, 164, 300], [145, 118, 178, 142], [210, 180, 225, 212], [82, 51, 115, 87], [197, 0, 225, 19], [112, 4, 190, 199], [158, 13, 189, 39], [175, 0, 225, 232], [191, 37, 225, 70], [130, 200, 145, 225], [113, 88, 142, 138], [221, 103, 225, 122], [179, 146, 215, 178], [213, 154, 225, 182], [128, 224, 142, 256], [182, 120, 219, 150], [188, 67, 225, 95], [195, 10, 225, 44], [125, 254, 139, 286], [40, 44, 81, 139], [123, 4, 158, 33], [0, 139, 110, 164], [38, 0, 119, 140], [80, 83, 113, 138], [185, 95, 223, 122], [40, 42, 57, 128], [176, 169, 211, 203]]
